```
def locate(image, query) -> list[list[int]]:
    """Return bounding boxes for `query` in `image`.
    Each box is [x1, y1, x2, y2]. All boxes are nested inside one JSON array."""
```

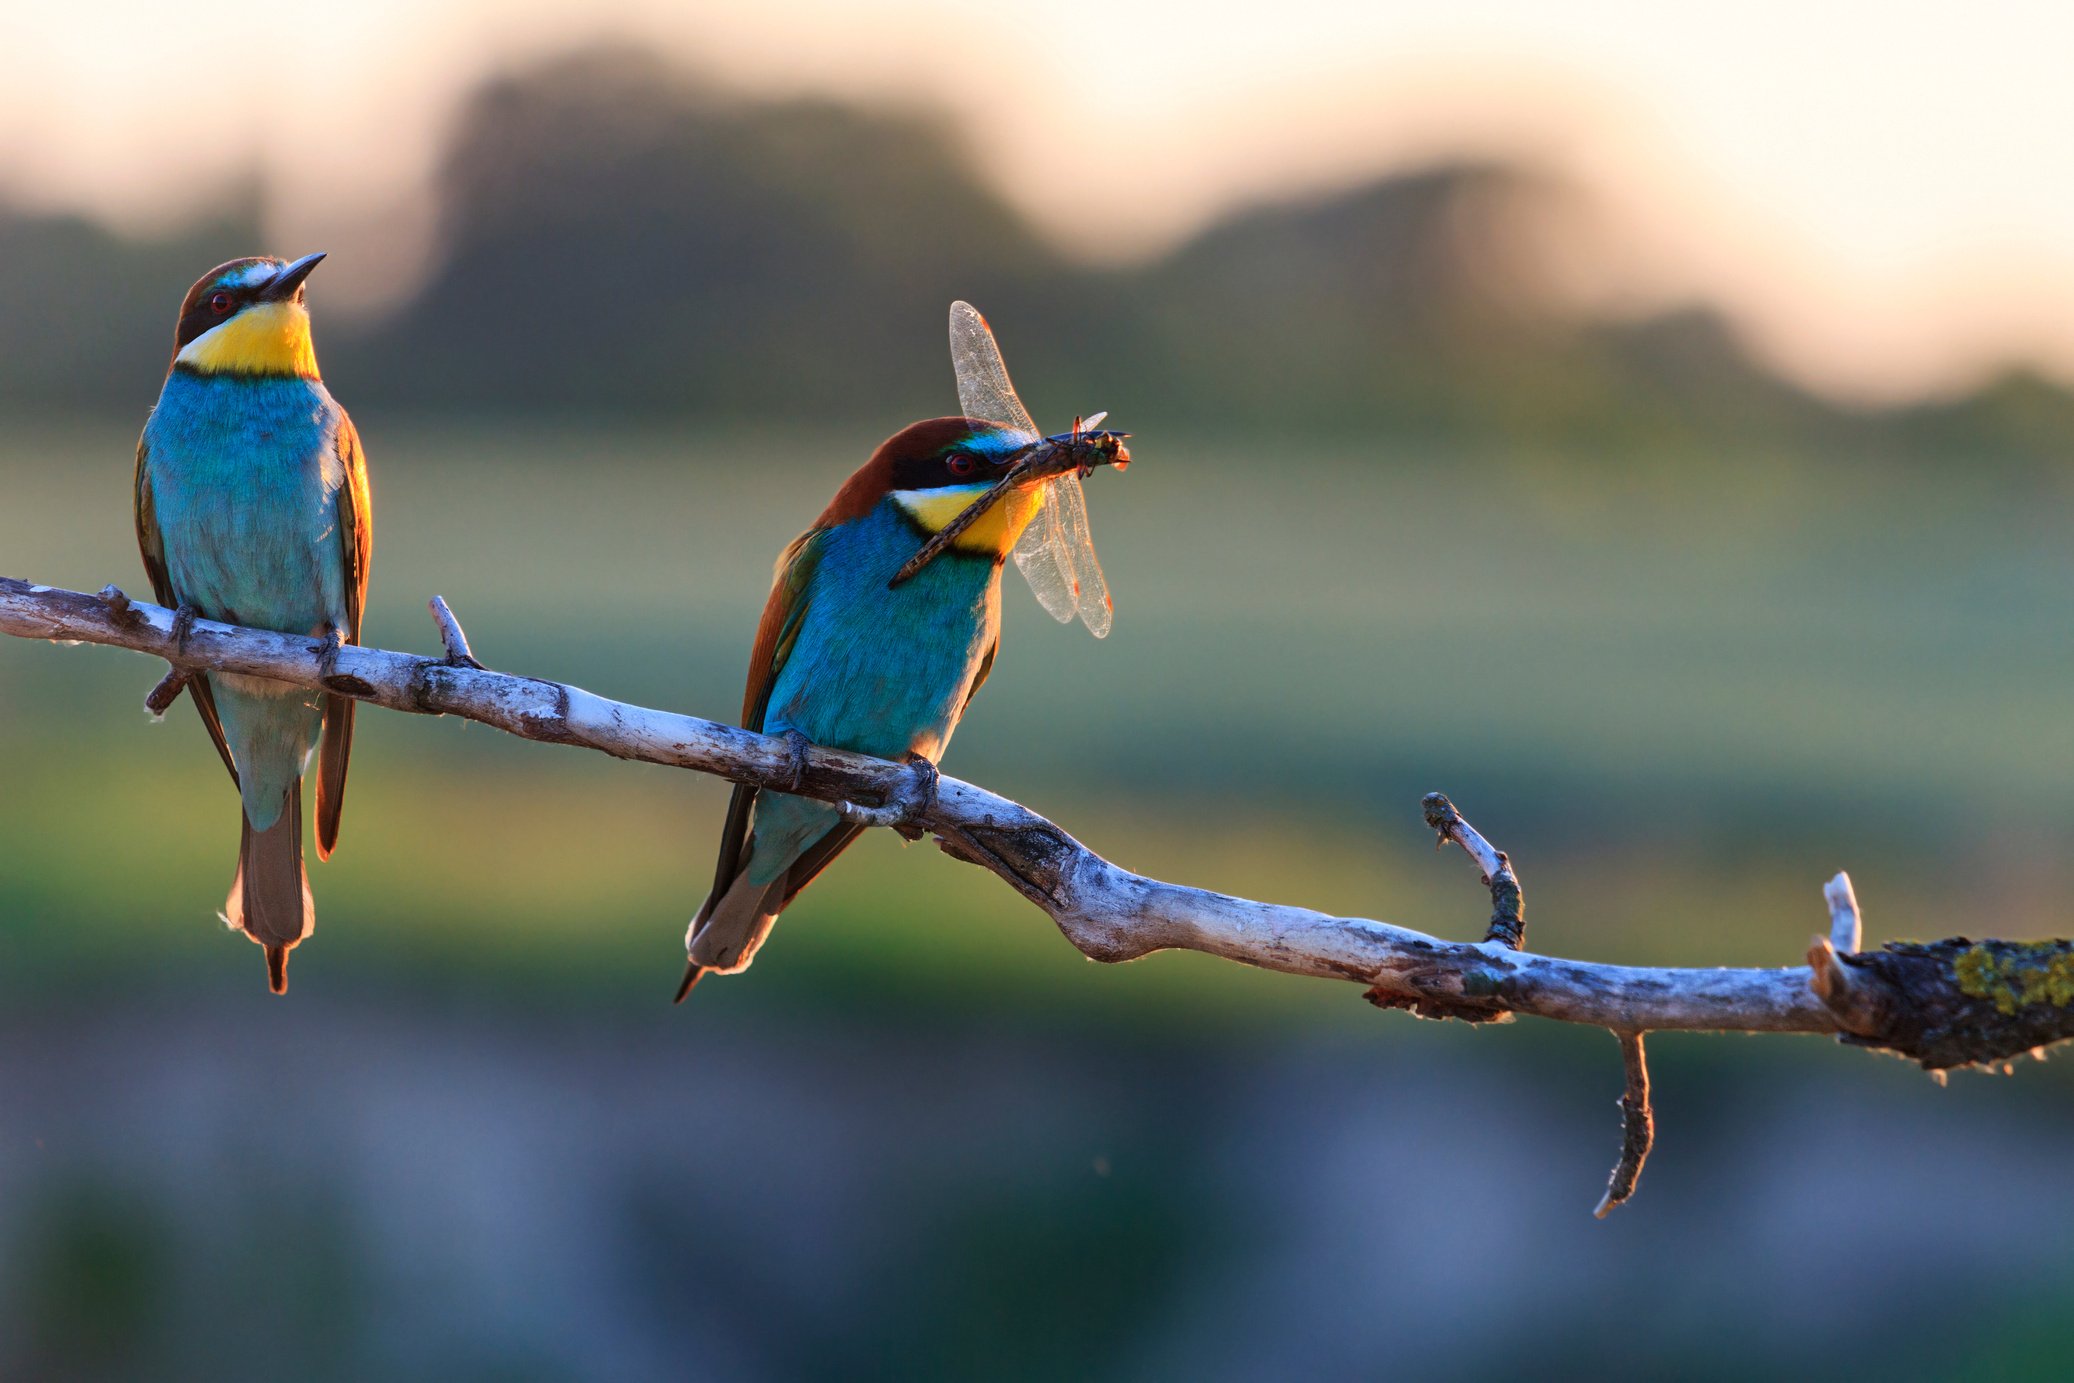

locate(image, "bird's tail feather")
[[225, 782, 313, 995], [686, 871, 787, 977]]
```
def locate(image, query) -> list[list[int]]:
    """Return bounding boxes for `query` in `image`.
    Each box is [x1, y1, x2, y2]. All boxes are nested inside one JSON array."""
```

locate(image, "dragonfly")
[[889, 300, 1130, 637]]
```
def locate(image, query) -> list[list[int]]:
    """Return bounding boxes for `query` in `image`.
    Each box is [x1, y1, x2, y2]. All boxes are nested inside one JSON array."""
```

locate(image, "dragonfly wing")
[[949, 301, 1038, 436], [1012, 493, 1079, 625], [951, 301, 1113, 637], [1052, 471, 1113, 638], [1012, 474, 1111, 637]]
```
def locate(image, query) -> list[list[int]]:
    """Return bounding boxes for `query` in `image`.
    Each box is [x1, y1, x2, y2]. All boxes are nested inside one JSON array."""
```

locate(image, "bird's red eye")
[[209, 291, 234, 315], [946, 453, 975, 477]]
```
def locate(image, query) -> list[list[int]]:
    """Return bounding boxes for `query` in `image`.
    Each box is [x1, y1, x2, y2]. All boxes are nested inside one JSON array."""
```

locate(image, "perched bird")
[[677, 416, 1123, 998], [133, 254, 371, 993]]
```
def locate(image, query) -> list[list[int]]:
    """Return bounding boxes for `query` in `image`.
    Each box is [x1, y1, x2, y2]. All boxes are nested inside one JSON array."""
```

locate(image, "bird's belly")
[[162, 507, 340, 636], [778, 636, 981, 760], [144, 380, 347, 637], [766, 554, 998, 762]]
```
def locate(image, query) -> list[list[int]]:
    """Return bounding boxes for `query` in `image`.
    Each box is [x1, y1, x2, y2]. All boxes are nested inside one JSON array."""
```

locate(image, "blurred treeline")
[[5, 44, 2072, 464]]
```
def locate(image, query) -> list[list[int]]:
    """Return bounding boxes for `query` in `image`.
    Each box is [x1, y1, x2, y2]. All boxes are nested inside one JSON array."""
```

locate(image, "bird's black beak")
[[258, 252, 326, 303]]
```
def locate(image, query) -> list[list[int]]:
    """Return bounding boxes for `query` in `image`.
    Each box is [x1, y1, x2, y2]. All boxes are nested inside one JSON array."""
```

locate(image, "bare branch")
[[7, 576, 2072, 1071]]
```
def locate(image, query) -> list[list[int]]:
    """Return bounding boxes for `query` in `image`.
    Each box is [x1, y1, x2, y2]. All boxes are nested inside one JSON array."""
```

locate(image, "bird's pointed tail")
[[225, 782, 313, 995], [672, 962, 703, 1003]]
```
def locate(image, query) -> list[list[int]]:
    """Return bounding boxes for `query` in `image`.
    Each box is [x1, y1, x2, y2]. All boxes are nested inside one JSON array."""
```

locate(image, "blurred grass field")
[[4, 419, 2073, 1016]]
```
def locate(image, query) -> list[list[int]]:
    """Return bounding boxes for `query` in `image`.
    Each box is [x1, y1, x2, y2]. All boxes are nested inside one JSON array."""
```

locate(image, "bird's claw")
[[778, 729, 813, 793], [838, 753, 939, 836], [171, 603, 199, 654], [312, 622, 346, 675]]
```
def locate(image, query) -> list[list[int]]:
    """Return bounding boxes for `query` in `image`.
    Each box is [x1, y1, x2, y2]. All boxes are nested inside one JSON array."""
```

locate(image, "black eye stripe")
[[175, 287, 247, 347], [885, 439, 1013, 491]]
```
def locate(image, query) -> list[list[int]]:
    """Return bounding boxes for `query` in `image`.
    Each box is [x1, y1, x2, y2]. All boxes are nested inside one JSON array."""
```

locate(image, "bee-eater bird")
[[677, 418, 1124, 999], [133, 253, 371, 994]]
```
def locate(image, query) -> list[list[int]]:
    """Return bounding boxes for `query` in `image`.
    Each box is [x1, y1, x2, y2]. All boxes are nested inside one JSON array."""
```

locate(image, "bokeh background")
[[4, 3, 2074, 1378]]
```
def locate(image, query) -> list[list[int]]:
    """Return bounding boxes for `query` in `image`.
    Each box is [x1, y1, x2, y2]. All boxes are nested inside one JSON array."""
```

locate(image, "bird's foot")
[[839, 752, 939, 837], [778, 729, 813, 793], [171, 602, 200, 655], [312, 622, 346, 679]]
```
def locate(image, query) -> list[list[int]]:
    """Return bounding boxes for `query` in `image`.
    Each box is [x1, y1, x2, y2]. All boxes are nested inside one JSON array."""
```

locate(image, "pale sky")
[[4, 0, 2073, 400]]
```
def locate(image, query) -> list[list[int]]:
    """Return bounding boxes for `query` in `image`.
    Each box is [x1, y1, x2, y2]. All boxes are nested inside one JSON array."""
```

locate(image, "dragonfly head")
[[1017, 429, 1131, 485]]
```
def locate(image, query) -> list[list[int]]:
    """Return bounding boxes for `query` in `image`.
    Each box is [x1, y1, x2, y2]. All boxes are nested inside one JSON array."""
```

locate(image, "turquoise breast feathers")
[[142, 371, 350, 637], [762, 497, 1002, 763]]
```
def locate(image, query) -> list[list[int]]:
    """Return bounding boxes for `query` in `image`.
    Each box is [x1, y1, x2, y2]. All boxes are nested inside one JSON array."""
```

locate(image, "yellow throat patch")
[[893, 482, 1046, 557], [176, 301, 319, 378]]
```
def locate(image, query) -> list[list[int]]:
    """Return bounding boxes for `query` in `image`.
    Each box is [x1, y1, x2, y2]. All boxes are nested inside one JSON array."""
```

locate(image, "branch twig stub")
[[1422, 791, 1525, 950], [1594, 1030, 1654, 1218]]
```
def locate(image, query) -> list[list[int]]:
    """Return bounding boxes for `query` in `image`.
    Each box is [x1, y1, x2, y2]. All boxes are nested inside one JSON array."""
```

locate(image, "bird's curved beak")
[[888, 429, 1131, 588], [258, 252, 327, 303]]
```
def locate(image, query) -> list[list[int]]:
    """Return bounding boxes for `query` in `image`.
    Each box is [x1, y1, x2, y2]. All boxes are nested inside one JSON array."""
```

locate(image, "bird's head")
[[169, 253, 326, 379], [820, 417, 1054, 557]]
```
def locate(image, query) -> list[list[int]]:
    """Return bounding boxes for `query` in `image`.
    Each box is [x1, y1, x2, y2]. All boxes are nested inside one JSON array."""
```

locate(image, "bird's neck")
[[174, 301, 319, 379], [888, 482, 1045, 559]]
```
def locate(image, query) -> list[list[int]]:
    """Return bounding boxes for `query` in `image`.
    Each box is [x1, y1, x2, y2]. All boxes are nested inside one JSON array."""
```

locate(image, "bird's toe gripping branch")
[[311, 622, 347, 682], [777, 729, 813, 794], [170, 601, 199, 653], [837, 753, 940, 838]]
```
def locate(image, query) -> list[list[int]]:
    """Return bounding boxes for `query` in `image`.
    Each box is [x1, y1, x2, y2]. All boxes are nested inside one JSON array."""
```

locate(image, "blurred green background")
[[5, 30, 2074, 1383]]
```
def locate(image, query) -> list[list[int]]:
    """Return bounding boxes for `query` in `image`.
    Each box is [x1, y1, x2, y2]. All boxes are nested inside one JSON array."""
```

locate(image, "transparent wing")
[[1052, 471, 1113, 637], [1012, 471, 1113, 638], [949, 301, 1037, 437], [1012, 497, 1077, 626], [951, 300, 1112, 637]]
